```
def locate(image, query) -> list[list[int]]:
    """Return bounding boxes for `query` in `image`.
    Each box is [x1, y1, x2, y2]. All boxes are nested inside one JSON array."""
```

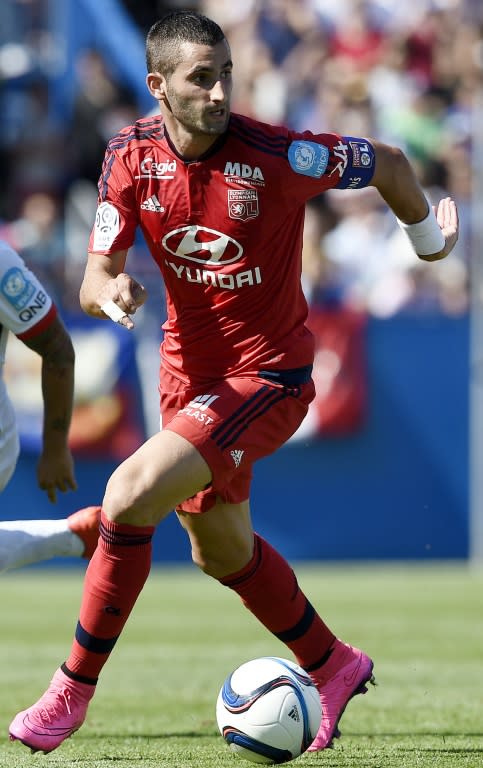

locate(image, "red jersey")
[[89, 113, 375, 383]]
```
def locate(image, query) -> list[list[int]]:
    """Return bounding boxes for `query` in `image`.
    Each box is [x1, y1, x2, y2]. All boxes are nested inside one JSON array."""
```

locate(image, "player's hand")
[[37, 445, 77, 503], [97, 272, 147, 330], [420, 197, 459, 262]]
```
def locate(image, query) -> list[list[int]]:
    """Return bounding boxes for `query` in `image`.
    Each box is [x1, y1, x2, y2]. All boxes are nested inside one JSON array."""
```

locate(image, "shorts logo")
[[93, 202, 120, 250], [179, 394, 219, 425], [187, 394, 219, 411], [0, 267, 36, 310], [288, 141, 329, 178], [230, 449, 244, 468], [163, 225, 243, 265], [228, 189, 259, 220]]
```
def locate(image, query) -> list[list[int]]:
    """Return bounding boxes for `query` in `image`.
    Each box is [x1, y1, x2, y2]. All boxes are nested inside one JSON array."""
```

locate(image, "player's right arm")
[[22, 316, 77, 502], [80, 250, 147, 330]]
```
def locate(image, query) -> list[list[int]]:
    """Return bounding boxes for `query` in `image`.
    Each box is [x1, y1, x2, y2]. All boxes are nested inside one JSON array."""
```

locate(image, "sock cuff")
[[100, 510, 155, 543], [219, 533, 263, 587], [61, 662, 98, 687]]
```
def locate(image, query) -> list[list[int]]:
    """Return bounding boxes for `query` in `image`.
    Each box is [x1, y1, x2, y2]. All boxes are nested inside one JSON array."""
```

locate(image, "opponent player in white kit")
[[0, 241, 100, 569]]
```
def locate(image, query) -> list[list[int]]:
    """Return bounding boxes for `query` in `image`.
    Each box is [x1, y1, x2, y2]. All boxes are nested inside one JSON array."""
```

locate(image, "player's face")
[[156, 40, 233, 146]]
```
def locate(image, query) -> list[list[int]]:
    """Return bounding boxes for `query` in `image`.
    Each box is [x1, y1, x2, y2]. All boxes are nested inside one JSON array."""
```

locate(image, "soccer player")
[[0, 239, 100, 568], [9, 10, 459, 755]]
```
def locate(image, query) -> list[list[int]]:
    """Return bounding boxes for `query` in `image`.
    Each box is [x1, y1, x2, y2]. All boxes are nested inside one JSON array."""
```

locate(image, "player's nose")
[[210, 79, 227, 103]]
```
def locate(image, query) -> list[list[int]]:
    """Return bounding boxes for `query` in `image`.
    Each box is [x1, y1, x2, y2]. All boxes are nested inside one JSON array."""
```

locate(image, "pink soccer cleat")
[[67, 506, 101, 560], [308, 640, 375, 751], [9, 667, 95, 754]]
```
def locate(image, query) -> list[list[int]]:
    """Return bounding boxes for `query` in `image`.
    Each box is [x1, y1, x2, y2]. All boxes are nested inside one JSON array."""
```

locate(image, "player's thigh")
[[177, 498, 253, 577], [103, 429, 212, 526]]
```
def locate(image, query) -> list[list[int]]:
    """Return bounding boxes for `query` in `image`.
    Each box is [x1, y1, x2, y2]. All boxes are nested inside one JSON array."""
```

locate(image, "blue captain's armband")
[[333, 137, 375, 189]]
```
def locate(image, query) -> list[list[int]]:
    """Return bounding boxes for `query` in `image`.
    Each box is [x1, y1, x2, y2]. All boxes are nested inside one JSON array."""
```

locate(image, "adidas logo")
[[230, 449, 244, 468], [141, 195, 165, 213], [287, 706, 300, 722]]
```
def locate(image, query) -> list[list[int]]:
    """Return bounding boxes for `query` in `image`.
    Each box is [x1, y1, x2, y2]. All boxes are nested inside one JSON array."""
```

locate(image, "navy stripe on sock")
[[61, 662, 97, 686], [99, 522, 153, 547], [304, 646, 335, 673], [220, 535, 262, 587], [75, 620, 119, 654], [275, 599, 316, 643]]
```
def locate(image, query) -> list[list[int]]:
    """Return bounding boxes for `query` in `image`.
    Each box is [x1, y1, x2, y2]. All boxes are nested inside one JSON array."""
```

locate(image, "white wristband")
[[397, 205, 445, 256], [101, 299, 127, 323]]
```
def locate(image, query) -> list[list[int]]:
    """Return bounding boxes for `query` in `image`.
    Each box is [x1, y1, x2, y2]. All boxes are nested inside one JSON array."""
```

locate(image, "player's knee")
[[102, 474, 142, 525], [191, 541, 253, 579]]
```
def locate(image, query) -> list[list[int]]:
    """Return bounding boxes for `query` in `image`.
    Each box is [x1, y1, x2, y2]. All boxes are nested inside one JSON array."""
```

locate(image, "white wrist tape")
[[397, 205, 445, 256], [101, 299, 127, 323]]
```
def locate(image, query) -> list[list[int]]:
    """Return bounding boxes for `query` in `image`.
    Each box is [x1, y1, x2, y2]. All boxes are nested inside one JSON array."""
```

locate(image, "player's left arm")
[[22, 315, 77, 502], [369, 139, 459, 261]]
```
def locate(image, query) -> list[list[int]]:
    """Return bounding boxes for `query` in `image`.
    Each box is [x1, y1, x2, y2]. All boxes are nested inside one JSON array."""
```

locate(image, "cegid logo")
[[135, 156, 176, 179], [162, 225, 243, 265]]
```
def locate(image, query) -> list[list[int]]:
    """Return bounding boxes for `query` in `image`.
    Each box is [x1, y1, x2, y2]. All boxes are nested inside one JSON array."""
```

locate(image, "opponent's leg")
[[178, 501, 374, 750], [9, 430, 211, 754], [0, 507, 101, 572]]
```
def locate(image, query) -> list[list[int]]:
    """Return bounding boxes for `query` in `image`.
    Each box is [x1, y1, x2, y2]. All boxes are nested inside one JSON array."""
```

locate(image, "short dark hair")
[[146, 10, 225, 75]]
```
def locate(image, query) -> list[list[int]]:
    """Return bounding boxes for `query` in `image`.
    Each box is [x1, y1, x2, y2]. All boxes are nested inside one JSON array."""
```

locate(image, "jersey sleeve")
[[285, 129, 376, 203], [0, 243, 57, 338], [88, 143, 138, 255]]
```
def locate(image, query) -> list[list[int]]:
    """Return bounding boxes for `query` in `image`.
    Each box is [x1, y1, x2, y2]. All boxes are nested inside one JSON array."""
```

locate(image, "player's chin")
[[204, 111, 229, 132]]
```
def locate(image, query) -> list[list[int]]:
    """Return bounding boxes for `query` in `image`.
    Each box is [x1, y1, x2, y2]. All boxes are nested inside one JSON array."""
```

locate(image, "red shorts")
[[160, 366, 315, 513]]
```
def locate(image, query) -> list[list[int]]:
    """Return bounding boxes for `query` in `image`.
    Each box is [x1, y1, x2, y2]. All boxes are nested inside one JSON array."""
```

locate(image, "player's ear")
[[146, 72, 166, 101]]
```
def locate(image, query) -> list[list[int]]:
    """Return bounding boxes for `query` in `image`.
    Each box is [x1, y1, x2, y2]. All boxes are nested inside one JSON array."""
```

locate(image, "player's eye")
[[193, 72, 212, 85]]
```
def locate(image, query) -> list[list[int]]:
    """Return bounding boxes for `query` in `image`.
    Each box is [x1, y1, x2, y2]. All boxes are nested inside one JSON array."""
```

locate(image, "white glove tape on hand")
[[101, 300, 127, 323]]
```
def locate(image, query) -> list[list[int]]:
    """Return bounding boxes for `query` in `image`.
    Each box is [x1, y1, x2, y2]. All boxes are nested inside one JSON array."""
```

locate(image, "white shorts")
[[0, 397, 20, 492]]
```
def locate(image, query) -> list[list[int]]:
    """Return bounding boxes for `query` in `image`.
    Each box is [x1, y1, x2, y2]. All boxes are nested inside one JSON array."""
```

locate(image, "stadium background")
[[0, 0, 477, 561]]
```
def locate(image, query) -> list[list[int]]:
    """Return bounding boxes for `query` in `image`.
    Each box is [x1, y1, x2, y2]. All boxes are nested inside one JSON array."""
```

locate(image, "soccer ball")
[[216, 657, 322, 764]]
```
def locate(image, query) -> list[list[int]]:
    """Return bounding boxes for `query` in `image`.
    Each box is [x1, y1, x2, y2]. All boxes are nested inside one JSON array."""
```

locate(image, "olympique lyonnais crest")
[[228, 189, 259, 221]]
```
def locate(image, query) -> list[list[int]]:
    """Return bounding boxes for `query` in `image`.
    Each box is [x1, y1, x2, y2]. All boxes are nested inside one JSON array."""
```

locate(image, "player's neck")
[[162, 117, 223, 161]]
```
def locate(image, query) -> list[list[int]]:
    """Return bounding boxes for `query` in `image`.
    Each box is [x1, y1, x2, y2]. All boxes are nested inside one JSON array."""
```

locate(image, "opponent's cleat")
[[308, 640, 375, 751], [9, 668, 95, 754], [67, 506, 101, 559]]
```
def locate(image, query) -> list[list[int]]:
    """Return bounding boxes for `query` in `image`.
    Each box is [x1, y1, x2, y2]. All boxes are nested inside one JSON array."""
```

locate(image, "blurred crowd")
[[0, 0, 480, 318]]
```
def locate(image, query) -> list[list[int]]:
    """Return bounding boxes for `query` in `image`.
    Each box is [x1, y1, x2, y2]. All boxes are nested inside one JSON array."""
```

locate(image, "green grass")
[[0, 563, 482, 767]]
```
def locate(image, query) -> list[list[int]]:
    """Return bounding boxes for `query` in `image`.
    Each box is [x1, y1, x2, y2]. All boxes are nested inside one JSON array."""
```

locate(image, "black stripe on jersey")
[[230, 115, 288, 150], [230, 126, 288, 158], [99, 150, 117, 200], [107, 119, 164, 151], [230, 121, 288, 158], [212, 385, 287, 450]]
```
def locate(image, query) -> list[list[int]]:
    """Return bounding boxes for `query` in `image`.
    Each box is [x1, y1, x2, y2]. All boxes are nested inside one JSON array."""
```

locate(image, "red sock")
[[64, 511, 154, 683], [220, 534, 336, 671]]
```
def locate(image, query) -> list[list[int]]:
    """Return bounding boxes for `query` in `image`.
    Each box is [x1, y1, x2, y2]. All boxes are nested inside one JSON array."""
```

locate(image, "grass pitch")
[[0, 562, 481, 767]]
